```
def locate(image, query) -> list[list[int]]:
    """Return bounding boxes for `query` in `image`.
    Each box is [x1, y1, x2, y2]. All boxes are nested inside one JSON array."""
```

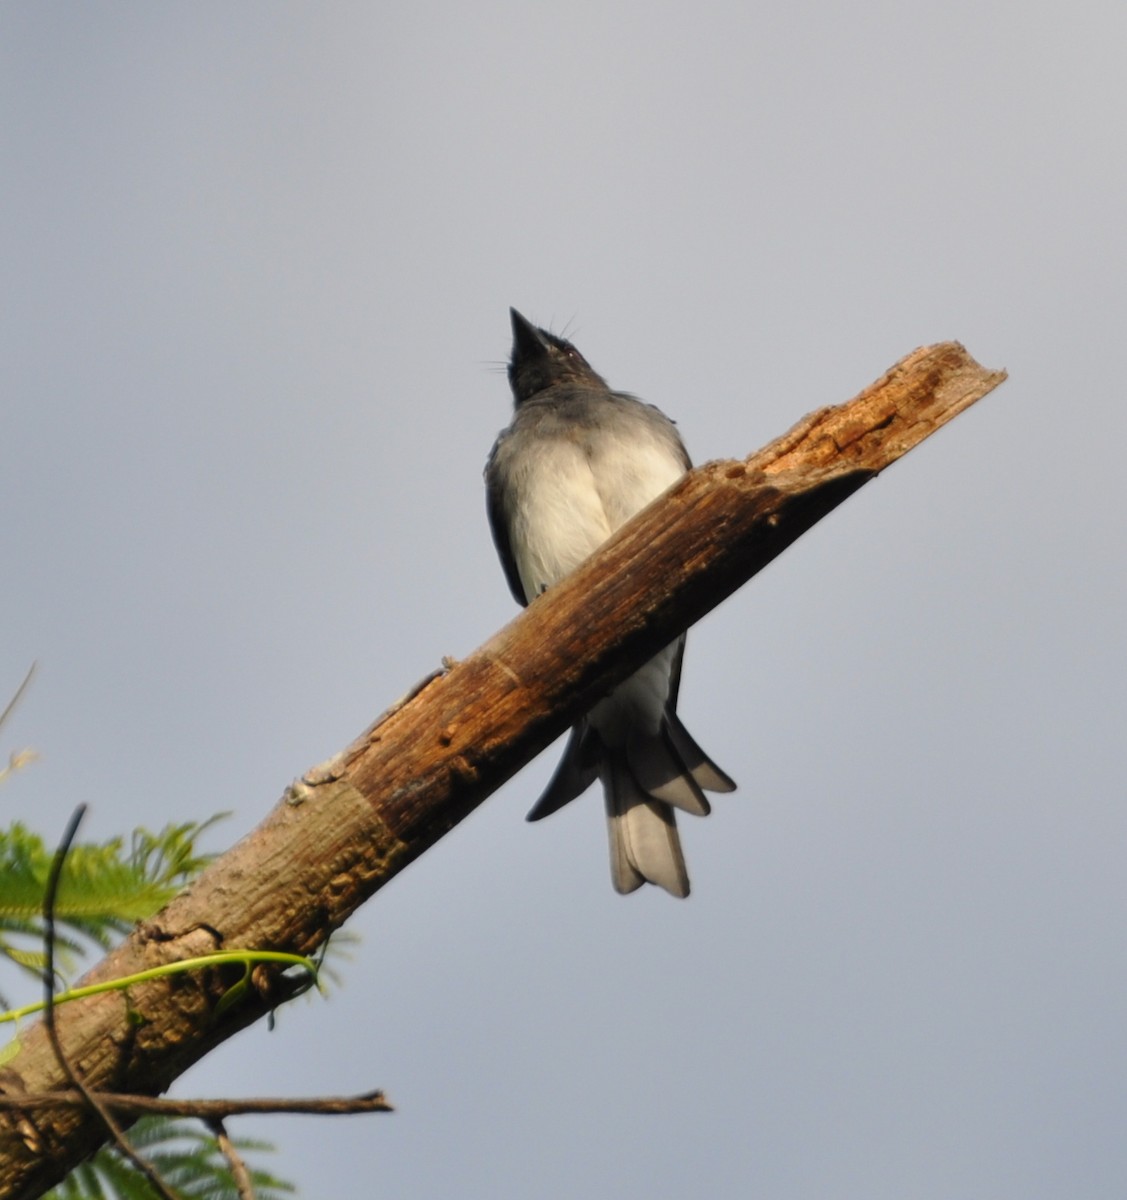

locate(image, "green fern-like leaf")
[[0, 817, 226, 990], [45, 1116, 295, 1199]]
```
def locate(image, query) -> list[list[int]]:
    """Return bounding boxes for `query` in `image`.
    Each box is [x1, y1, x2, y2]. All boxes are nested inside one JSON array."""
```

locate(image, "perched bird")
[[485, 309, 734, 897]]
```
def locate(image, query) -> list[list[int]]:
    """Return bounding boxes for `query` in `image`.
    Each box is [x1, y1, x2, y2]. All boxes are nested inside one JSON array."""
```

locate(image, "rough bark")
[[0, 342, 1005, 1197]]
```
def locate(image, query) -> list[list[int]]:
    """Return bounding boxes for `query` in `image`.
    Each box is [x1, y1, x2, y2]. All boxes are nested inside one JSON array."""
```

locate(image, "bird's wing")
[[485, 435, 529, 607], [666, 635, 686, 711]]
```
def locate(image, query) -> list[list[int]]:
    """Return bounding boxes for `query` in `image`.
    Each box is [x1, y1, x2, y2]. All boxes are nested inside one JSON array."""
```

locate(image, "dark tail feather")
[[627, 727, 711, 816], [527, 707, 734, 899], [606, 753, 690, 898], [664, 710, 737, 794], [526, 722, 600, 821]]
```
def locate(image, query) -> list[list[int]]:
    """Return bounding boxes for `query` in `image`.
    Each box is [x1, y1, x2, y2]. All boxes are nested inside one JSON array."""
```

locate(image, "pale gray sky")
[[3, 4, 1126, 1198]]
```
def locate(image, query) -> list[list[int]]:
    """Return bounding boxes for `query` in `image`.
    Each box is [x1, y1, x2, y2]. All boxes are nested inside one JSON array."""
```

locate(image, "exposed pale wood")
[[0, 343, 1004, 1198]]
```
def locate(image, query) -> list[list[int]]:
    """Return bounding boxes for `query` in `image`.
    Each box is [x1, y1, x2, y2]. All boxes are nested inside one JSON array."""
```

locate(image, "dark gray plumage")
[[485, 309, 734, 897]]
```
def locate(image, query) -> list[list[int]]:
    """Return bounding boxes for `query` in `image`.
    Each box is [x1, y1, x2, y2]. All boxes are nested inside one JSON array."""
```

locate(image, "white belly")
[[509, 441, 612, 600], [505, 424, 686, 741], [509, 428, 685, 600]]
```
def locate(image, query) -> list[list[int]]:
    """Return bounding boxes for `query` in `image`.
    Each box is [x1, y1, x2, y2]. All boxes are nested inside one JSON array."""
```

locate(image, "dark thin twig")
[[0, 1089, 393, 1116], [209, 1119, 256, 1200], [43, 804, 181, 1200], [0, 662, 36, 731]]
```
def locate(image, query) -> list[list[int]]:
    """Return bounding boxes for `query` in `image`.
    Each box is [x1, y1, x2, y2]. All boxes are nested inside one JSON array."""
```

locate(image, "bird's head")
[[507, 309, 607, 404]]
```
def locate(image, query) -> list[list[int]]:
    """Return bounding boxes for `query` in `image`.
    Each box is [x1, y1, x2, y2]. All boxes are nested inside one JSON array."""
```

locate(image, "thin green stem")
[[1, 949, 319, 1025]]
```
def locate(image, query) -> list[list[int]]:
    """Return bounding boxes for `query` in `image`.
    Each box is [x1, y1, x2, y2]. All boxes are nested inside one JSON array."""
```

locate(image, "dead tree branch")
[[0, 343, 1005, 1198]]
